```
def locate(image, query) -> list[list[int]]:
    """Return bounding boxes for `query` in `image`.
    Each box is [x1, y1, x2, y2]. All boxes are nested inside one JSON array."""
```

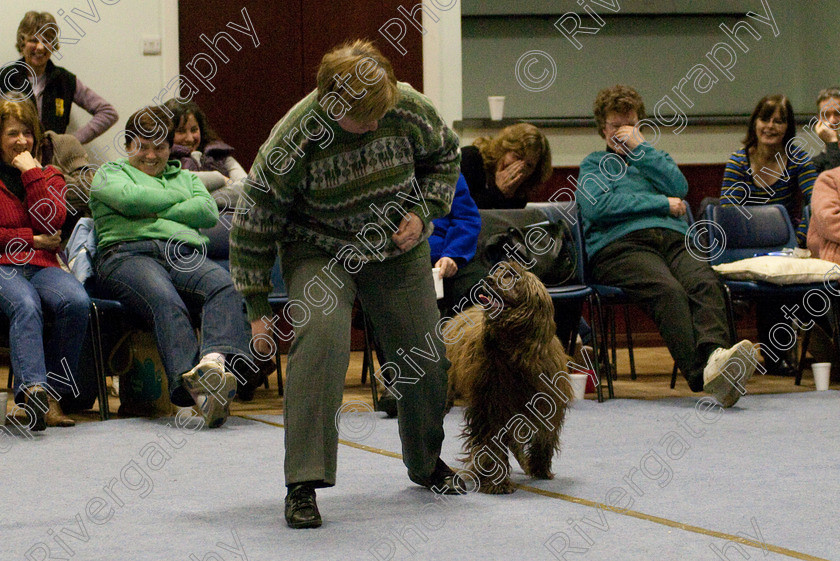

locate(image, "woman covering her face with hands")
[[460, 123, 552, 209], [0, 98, 90, 430]]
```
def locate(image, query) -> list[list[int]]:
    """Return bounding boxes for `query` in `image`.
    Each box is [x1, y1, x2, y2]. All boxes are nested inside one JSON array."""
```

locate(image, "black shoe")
[[376, 394, 398, 418], [284, 483, 322, 529], [765, 361, 797, 377], [408, 458, 467, 495]]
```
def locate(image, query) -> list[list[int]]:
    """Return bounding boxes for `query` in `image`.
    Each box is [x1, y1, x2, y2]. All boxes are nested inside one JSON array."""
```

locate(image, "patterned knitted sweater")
[[230, 82, 460, 320]]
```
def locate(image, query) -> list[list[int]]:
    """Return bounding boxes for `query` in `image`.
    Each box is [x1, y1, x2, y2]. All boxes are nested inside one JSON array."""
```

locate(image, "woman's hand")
[[33, 231, 61, 251], [613, 125, 645, 152], [11, 151, 39, 174], [495, 160, 528, 197], [434, 256, 458, 278], [667, 197, 686, 217], [392, 212, 424, 252]]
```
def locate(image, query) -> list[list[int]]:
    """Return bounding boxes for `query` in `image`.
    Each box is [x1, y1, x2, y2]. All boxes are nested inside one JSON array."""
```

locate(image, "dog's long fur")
[[445, 261, 573, 494]]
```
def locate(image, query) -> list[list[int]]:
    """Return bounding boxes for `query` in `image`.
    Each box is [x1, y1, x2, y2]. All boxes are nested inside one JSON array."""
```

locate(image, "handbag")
[[484, 219, 577, 287], [109, 330, 174, 417]]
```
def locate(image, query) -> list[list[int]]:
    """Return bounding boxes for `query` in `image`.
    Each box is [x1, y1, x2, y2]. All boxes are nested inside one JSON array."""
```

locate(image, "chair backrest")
[[708, 204, 797, 265], [526, 201, 586, 285], [683, 200, 694, 225]]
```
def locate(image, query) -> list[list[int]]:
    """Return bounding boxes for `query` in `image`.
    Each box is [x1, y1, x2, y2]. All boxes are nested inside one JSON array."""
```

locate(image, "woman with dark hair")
[[721, 94, 818, 246], [90, 105, 255, 428], [720, 95, 818, 377], [0, 97, 90, 429], [461, 123, 552, 209], [163, 99, 247, 209]]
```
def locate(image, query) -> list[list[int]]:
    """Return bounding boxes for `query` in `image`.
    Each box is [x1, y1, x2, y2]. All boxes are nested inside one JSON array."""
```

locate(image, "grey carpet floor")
[[2, 391, 838, 560]]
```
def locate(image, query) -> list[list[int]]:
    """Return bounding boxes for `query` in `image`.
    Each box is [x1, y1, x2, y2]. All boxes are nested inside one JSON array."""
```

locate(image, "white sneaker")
[[182, 359, 237, 428], [703, 340, 757, 408]]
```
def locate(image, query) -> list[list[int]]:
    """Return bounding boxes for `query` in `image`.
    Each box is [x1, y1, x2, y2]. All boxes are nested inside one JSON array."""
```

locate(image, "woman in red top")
[[0, 98, 90, 430]]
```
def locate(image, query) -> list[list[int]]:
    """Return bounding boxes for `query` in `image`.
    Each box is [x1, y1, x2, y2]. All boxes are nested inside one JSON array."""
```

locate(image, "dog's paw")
[[478, 478, 516, 494], [530, 469, 554, 480]]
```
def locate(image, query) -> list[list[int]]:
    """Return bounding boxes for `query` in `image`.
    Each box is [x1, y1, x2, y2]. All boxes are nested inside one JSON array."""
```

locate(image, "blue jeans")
[[0, 265, 91, 400], [95, 240, 253, 406]]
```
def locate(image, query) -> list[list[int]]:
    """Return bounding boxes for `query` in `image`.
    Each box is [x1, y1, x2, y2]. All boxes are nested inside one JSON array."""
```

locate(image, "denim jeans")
[[0, 264, 91, 400], [95, 239, 253, 406]]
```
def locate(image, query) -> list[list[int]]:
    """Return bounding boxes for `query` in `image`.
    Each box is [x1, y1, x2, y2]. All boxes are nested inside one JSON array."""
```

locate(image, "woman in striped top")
[[720, 94, 818, 246], [720, 94, 818, 376]]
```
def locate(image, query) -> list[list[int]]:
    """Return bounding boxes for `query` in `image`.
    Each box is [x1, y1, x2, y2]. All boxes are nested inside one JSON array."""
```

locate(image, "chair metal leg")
[[590, 295, 604, 403], [591, 294, 613, 401], [609, 307, 617, 379], [360, 317, 370, 386], [670, 363, 678, 389], [795, 328, 811, 386], [623, 303, 636, 380], [6, 364, 12, 390], [362, 315, 379, 409], [721, 284, 738, 344], [89, 301, 110, 421]]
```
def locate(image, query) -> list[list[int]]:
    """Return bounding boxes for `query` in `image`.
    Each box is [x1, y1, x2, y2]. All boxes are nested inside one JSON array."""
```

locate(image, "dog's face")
[[476, 260, 556, 342]]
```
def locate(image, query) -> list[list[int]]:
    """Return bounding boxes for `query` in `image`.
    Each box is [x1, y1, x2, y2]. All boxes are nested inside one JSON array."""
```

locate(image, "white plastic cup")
[[488, 96, 505, 120], [569, 374, 588, 401], [431, 268, 444, 300], [812, 362, 831, 391], [0, 392, 7, 426]]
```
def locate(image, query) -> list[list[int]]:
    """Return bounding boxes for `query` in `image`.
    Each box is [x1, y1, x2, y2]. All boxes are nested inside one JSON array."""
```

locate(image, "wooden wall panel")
[[179, 1, 304, 166], [179, 1, 422, 168], [300, 0, 422, 90]]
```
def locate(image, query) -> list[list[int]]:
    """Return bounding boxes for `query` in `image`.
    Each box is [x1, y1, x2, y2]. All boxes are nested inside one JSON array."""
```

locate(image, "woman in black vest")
[[0, 11, 118, 145]]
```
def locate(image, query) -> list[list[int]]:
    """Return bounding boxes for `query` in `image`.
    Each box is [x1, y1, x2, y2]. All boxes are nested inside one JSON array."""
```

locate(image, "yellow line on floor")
[[516, 484, 828, 561], [236, 414, 827, 561], [235, 414, 403, 459]]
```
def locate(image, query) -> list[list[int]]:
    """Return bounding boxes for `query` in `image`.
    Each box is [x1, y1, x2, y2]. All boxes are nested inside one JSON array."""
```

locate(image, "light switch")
[[142, 36, 161, 56]]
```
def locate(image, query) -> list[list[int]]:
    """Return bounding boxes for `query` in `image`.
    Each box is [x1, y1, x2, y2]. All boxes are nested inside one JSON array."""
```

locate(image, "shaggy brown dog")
[[445, 260, 573, 494]]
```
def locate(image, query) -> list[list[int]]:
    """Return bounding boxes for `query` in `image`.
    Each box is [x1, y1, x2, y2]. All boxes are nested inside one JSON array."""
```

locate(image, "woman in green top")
[[90, 105, 253, 429]]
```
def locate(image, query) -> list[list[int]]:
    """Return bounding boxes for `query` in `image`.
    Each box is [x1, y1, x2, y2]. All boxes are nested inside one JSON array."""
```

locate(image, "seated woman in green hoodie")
[[89, 105, 254, 428]]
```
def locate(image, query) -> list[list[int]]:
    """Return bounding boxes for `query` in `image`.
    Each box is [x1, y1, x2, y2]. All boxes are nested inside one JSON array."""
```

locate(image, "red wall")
[[178, 0, 423, 167]]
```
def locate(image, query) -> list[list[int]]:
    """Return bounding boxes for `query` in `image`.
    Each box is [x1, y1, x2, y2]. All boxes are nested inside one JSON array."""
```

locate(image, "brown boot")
[[22, 385, 48, 431], [46, 396, 75, 427]]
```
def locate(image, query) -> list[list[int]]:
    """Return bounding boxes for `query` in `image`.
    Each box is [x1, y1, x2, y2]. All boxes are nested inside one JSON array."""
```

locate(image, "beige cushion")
[[712, 256, 840, 285]]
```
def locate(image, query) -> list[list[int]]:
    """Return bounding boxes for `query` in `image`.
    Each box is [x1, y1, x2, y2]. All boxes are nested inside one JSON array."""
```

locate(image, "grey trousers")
[[280, 240, 449, 487]]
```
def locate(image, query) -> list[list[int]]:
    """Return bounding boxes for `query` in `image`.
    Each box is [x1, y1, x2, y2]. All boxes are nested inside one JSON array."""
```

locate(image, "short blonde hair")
[[16, 11, 58, 54], [0, 95, 43, 160], [316, 39, 399, 123], [474, 123, 552, 195]]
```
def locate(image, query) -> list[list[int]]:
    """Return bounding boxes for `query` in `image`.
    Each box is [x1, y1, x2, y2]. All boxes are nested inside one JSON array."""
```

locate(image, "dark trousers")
[[590, 228, 730, 389]]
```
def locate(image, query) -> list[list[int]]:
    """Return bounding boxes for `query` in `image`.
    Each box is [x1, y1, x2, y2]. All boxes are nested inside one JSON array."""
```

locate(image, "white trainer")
[[182, 359, 237, 428], [703, 340, 757, 408]]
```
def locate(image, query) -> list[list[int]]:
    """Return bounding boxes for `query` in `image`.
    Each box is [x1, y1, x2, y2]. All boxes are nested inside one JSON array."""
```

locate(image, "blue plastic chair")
[[708, 203, 840, 385], [527, 201, 611, 401]]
